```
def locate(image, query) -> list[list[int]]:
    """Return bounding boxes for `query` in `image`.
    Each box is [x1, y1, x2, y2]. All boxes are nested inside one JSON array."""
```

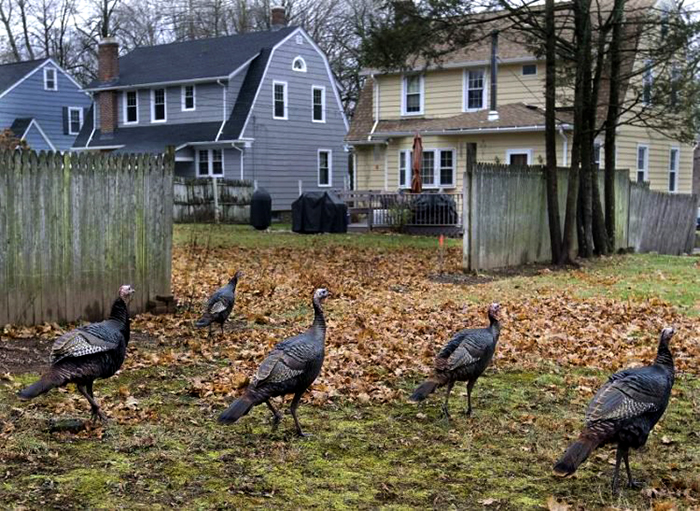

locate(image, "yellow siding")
[[497, 63, 545, 106], [424, 69, 462, 117], [354, 146, 387, 190]]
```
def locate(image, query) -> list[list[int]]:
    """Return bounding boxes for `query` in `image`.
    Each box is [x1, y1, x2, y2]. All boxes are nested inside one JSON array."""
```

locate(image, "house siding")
[[242, 32, 348, 210], [0, 63, 90, 151], [23, 123, 53, 151], [117, 82, 226, 127]]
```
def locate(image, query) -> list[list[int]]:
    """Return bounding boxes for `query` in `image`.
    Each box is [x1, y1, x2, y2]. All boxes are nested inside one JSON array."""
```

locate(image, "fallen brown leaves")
[[3, 241, 699, 407]]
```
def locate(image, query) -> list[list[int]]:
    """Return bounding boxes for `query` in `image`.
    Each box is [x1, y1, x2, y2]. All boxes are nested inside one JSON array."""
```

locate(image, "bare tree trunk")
[[604, 0, 625, 252], [0, 1, 21, 61], [562, 128, 580, 262], [18, 0, 34, 60], [544, 0, 562, 264]]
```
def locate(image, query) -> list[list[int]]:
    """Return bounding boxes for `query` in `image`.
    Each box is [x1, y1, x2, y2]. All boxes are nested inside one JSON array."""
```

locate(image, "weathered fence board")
[[463, 164, 695, 270], [173, 177, 253, 224], [0, 149, 174, 326]]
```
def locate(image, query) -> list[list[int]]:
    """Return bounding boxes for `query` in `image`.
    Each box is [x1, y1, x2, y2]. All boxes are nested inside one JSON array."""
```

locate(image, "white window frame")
[[593, 139, 602, 168], [150, 88, 167, 123], [506, 149, 534, 165], [67, 107, 83, 135], [636, 144, 649, 182], [668, 146, 679, 192], [44, 67, 57, 91], [398, 148, 457, 189], [522, 64, 538, 76], [463, 68, 487, 112], [318, 149, 332, 187], [196, 148, 225, 178], [311, 85, 326, 123], [181, 84, 196, 111], [295, 34, 304, 45], [401, 74, 424, 116], [292, 56, 307, 72], [272, 80, 288, 120], [123, 90, 139, 125]]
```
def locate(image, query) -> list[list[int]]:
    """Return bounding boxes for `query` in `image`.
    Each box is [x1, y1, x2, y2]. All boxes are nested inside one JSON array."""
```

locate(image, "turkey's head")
[[119, 284, 136, 303], [660, 327, 675, 345], [487, 303, 501, 321], [230, 271, 244, 284], [314, 288, 330, 303]]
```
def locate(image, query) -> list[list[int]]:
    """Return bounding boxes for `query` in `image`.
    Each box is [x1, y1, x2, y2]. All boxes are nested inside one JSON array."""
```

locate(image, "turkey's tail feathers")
[[553, 432, 601, 477], [18, 372, 61, 401], [195, 313, 214, 328], [409, 378, 442, 402], [218, 391, 261, 424]]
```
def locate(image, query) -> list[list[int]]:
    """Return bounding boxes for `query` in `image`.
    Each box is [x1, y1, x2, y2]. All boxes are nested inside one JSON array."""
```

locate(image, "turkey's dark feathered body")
[[18, 297, 131, 419], [196, 277, 239, 330], [554, 336, 674, 491], [410, 313, 500, 416], [219, 293, 327, 435]]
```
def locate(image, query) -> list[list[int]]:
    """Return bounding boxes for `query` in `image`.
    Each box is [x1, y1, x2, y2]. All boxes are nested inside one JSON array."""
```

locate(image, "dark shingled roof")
[[77, 120, 222, 153], [87, 27, 297, 89], [218, 48, 271, 140], [9, 117, 33, 137], [0, 58, 48, 95], [73, 106, 94, 147]]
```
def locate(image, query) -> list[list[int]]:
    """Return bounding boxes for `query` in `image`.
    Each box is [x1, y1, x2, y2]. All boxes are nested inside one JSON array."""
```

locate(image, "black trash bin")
[[250, 187, 272, 230], [292, 191, 348, 234]]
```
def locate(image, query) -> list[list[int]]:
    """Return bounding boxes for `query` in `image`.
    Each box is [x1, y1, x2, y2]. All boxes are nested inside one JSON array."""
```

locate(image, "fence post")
[[462, 171, 470, 270], [212, 177, 220, 224]]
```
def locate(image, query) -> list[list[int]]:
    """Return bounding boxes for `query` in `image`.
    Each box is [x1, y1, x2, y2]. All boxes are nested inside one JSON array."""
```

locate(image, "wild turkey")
[[195, 271, 243, 335], [18, 285, 136, 422], [553, 327, 676, 493], [218, 288, 330, 436], [409, 303, 501, 418]]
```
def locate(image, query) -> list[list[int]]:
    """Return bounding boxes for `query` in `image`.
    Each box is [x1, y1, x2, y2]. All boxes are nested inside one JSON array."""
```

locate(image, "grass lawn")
[[1, 224, 698, 510]]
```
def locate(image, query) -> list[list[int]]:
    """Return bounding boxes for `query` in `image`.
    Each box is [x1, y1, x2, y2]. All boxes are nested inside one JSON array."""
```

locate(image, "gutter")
[[73, 145, 125, 151], [360, 56, 543, 77], [175, 139, 245, 151], [85, 75, 230, 92], [369, 123, 572, 138]]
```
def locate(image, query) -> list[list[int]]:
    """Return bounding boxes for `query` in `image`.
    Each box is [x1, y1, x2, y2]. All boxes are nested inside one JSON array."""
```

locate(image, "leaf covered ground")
[[1, 224, 699, 510]]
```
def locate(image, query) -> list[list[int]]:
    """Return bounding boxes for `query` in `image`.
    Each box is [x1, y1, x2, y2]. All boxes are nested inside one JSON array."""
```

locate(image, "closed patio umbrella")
[[411, 132, 423, 193]]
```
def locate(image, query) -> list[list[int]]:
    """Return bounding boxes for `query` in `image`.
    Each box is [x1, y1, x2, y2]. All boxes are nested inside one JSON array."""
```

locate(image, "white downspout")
[[369, 74, 379, 139], [558, 127, 568, 167], [215, 79, 227, 141], [232, 144, 244, 180]]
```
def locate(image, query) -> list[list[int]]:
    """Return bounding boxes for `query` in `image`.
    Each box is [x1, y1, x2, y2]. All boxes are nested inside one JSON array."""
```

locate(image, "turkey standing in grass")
[[218, 288, 330, 436], [195, 271, 243, 336], [553, 327, 676, 493], [17, 285, 135, 422], [409, 303, 501, 418]]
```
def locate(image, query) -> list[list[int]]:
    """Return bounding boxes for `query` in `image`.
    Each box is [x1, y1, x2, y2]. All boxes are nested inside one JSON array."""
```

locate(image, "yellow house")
[[347, 18, 694, 195]]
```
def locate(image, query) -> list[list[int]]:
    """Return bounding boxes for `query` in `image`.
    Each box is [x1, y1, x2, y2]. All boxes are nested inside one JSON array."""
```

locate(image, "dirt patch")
[[0, 337, 52, 374], [429, 261, 577, 285]]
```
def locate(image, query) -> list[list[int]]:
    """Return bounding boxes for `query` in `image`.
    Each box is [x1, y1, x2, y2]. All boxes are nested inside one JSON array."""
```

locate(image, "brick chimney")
[[98, 37, 119, 134], [270, 6, 286, 31]]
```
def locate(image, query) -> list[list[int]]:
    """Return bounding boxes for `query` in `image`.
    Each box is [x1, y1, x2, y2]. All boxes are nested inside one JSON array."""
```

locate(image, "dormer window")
[[292, 57, 307, 72], [44, 67, 57, 91], [402, 74, 424, 115]]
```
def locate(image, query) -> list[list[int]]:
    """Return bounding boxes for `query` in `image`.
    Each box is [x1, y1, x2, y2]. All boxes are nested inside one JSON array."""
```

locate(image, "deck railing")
[[335, 190, 463, 233]]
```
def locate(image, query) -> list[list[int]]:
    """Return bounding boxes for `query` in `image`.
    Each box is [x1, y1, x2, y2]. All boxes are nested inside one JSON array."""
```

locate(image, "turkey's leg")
[[622, 448, 642, 489], [220, 323, 225, 336], [78, 382, 107, 423], [290, 392, 309, 437], [441, 381, 454, 419], [611, 446, 623, 494], [465, 380, 476, 416], [266, 399, 283, 429]]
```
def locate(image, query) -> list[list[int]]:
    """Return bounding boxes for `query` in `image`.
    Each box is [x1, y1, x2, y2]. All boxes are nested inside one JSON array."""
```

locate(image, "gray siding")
[[0, 63, 91, 151], [23, 123, 52, 151], [242, 32, 348, 210], [117, 82, 226, 127], [175, 146, 242, 180]]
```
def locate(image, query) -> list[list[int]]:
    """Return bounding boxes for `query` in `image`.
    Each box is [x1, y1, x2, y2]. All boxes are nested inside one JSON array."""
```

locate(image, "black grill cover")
[[292, 192, 348, 234], [250, 188, 272, 230]]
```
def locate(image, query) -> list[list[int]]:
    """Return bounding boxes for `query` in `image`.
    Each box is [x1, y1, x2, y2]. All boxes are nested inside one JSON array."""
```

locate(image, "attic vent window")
[[295, 34, 303, 45], [44, 67, 57, 91], [292, 57, 307, 72], [522, 64, 537, 76]]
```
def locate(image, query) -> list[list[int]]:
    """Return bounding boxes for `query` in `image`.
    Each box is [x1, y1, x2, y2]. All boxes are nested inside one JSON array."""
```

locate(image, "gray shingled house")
[[0, 58, 91, 151], [74, 9, 348, 211]]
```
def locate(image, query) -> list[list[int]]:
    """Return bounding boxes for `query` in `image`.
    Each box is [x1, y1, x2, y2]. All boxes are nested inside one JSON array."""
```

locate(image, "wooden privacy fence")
[[0, 149, 174, 326], [463, 163, 698, 271], [173, 177, 253, 224]]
